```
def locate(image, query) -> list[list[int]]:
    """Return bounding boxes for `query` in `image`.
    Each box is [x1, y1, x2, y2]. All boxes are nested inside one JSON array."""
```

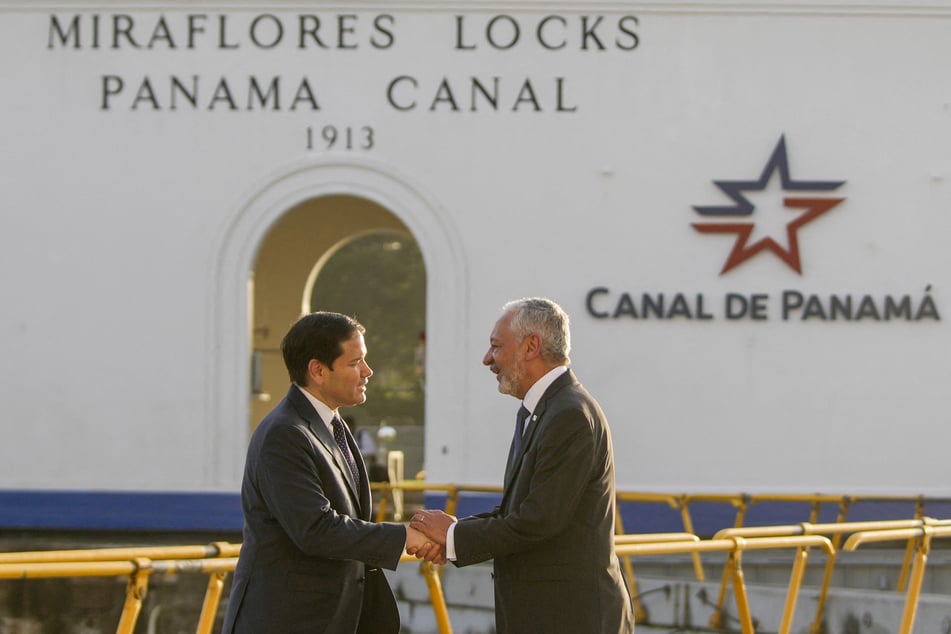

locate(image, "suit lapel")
[[502, 369, 576, 490], [287, 387, 364, 509]]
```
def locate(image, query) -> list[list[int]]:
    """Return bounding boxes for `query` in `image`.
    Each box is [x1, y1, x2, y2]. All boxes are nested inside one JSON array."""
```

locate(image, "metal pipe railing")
[[615, 534, 834, 634], [6, 486, 933, 634], [372, 481, 503, 522], [370, 481, 951, 632], [0, 541, 242, 564], [0, 555, 239, 634], [713, 516, 951, 632], [0, 545, 450, 634], [844, 522, 951, 634]]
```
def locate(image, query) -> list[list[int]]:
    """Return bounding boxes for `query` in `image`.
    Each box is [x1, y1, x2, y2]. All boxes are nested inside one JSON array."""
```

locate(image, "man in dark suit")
[[411, 297, 635, 633], [222, 312, 435, 634]]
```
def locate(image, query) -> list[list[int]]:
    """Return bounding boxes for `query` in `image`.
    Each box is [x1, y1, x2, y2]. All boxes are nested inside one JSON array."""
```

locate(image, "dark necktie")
[[331, 417, 360, 484], [511, 405, 530, 465]]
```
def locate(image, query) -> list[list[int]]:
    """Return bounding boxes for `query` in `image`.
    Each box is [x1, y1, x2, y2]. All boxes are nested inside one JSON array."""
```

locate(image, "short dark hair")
[[281, 312, 366, 386]]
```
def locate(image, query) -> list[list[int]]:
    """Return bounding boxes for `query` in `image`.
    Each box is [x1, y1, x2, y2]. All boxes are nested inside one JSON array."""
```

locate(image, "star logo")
[[692, 136, 846, 275]]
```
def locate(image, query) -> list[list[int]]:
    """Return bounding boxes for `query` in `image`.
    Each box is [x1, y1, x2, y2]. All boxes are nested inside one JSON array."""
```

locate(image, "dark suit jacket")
[[453, 369, 635, 634], [222, 386, 405, 634]]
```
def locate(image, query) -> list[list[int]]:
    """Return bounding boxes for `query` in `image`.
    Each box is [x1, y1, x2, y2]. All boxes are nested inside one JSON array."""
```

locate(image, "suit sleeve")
[[255, 422, 406, 570], [453, 407, 596, 565]]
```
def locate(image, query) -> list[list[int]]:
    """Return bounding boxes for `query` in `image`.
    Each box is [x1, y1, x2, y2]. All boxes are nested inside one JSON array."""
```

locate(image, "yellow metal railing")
[[0, 544, 451, 634], [373, 482, 951, 629], [712, 516, 951, 633], [372, 480, 503, 521], [0, 541, 242, 565], [614, 530, 700, 622], [4, 532, 815, 634], [0, 541, 243, 634], [3, 485, 950, 634], [616, 534, 835, 634], [0, 554, 239, 633], [844, 521, 951, 634], [613, 491, 721, 619]]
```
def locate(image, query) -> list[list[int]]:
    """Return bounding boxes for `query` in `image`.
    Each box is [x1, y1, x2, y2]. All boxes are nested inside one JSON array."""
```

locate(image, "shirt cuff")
[[446, 521, 458, 561]]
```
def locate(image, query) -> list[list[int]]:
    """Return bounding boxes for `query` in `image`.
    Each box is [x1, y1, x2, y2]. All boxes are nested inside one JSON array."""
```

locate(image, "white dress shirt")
[[296, 384, 338, 435]]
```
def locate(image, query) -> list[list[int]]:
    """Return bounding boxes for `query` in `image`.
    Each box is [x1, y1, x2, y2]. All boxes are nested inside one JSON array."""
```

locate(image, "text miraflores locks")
[[47, 13, 639, 52]]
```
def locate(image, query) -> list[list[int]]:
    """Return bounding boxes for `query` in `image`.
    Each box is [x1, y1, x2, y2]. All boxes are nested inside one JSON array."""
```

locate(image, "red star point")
[[693, 197, 844, 274]]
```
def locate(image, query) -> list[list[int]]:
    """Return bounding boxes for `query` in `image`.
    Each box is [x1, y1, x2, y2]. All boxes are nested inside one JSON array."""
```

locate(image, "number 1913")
[[306, 125, 374, 151]]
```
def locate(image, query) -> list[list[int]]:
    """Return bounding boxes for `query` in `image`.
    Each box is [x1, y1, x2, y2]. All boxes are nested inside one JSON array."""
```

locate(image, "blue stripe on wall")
[[425, 493, 951, 537], [0, 490, 244, 532], [4, 490, 950, 534]]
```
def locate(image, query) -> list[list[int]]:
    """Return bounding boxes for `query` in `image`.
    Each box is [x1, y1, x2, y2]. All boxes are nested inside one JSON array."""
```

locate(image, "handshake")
[[405, 509, 456, 565]]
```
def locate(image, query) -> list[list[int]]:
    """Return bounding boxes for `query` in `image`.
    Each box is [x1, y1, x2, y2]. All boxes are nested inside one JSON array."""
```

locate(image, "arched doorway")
[[248, 195, 427, 478], [210, 157, 467, 490]]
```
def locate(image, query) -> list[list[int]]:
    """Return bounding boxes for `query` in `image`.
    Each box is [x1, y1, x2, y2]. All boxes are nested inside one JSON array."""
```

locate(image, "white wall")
[[1, 1, 949, 494]]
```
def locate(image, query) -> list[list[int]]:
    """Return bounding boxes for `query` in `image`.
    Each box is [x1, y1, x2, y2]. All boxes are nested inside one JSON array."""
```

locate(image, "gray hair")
[[502, 297, 571, 365]]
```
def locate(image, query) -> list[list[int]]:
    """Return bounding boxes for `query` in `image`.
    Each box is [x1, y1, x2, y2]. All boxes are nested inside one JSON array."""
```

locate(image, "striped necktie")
[[331, 416, 360, 484]]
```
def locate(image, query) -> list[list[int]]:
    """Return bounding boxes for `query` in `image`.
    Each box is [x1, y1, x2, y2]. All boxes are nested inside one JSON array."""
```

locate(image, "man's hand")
[[405, 525, 446, 564], [410, 509, 457, 546]]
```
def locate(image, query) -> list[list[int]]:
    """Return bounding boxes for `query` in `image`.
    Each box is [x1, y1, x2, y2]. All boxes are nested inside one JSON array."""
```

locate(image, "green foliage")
[[311, 232, 426, 427]]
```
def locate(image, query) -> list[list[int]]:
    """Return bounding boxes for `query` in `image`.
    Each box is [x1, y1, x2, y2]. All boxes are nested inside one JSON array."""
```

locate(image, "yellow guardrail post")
[[444, 485, 460, 517], [418, 561, 452, 634], [678, 494, 709, 582], [116, 557, 152, 634], [196, 541, 242, 634], [810, 495, 849, 634], [781, 541, 809, 634], [394, 552, 454, 633], [709, 494, 746, 630], [795, 490, 827, 625], [373, 481, 391, 521], [899, 530, 930, 634], [725, 541, 755, 634], [748, 535, 834, 634], [613, 500, 644, 622], [196, 568, 228, 634], [896, 496, 926, 593]]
